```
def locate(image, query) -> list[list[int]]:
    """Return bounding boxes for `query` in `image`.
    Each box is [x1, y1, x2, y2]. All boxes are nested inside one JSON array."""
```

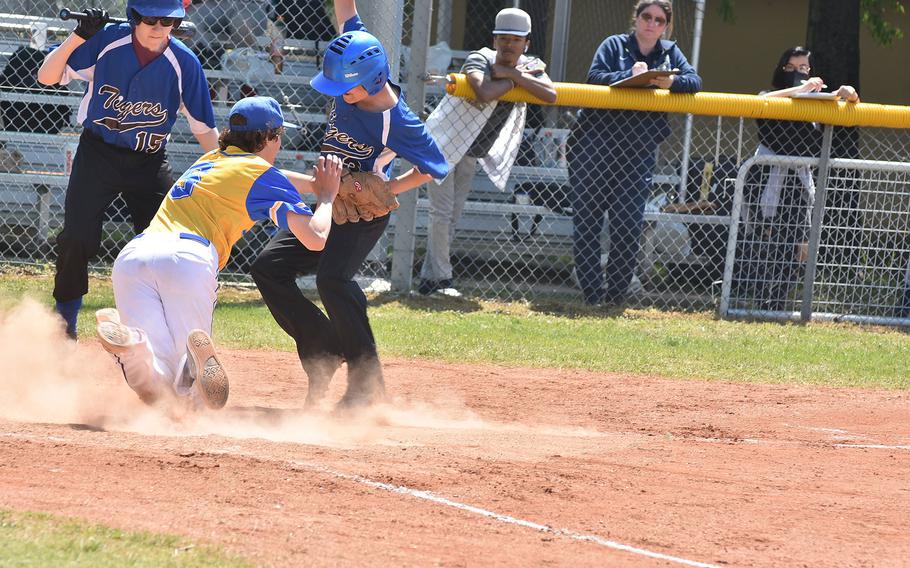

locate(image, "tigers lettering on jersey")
[[58, 24, 216, 153], [92, 85, 168, 132], [321, 106, 375, 165]]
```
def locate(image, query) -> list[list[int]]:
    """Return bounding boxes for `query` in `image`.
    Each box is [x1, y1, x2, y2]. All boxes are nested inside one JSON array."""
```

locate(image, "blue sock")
[[55, 297, 83, 339]]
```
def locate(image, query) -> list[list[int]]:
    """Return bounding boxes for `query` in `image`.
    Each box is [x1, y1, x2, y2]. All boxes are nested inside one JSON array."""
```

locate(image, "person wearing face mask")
[[417, 7, 557, 297], [567, 0, 701, 308], [742, 46, 860, 311]]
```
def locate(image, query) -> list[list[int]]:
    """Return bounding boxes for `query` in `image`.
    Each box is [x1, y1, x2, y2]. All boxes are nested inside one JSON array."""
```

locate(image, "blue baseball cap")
[[228, 96, 298, 132]]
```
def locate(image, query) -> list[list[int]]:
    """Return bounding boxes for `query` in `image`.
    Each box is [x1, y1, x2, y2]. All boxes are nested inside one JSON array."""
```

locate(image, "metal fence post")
[[436, 0, 452, 45], [800, 124, 835, 322], [549, 0, 572, 83], [356, 1, 403, 78], [355, 0, 403, 277], [390, 0, 432, 293], [36, 184, 50, 251], [676, 0, 705, 203], [719, 156, 757, 318]]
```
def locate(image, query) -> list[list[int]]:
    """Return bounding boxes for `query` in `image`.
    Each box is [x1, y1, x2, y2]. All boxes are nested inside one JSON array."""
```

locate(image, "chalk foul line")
[[286, 459, 723, 568]]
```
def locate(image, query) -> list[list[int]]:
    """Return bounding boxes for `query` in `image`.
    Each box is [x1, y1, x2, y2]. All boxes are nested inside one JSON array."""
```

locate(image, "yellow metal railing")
[[445, 73, 910, 130]]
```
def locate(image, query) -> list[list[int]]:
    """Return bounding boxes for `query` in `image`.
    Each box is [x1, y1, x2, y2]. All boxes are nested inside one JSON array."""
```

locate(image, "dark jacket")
[[756, 118, 822, 157], [575, 34, 701, 151]]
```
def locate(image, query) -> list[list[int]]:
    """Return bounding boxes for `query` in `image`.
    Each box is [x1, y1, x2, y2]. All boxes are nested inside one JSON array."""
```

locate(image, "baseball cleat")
[[186, 329, 229, 410], [96, 320, 134, 356], [95, 307, 121, 325]]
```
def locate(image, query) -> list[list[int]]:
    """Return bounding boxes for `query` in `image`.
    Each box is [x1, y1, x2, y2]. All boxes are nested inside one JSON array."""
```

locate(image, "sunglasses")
[[782, 64, 811, 73], [132, 10, 181, 27], [639, 12, 668, 26]]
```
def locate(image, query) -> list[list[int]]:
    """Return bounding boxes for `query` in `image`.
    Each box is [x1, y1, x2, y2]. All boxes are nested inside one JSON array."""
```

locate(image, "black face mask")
[[775, 70, 810, 90]]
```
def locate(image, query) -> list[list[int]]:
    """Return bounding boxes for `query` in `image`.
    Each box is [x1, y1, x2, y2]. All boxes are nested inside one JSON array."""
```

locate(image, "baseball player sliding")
[[251, 0, 448, 410], [96, 97, 340, 410]]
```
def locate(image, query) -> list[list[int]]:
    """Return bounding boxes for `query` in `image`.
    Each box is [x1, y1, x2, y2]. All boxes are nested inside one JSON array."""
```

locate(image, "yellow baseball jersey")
[[145, 146, 312, 270]]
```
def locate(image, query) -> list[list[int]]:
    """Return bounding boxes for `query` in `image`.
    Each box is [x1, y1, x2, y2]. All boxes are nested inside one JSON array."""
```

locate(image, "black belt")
[[135, 232, 211, 247]]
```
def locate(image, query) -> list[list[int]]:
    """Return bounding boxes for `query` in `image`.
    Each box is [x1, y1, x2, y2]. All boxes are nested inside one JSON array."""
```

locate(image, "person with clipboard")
[[744, 46, 860, 311], [567, 0, 700, 308]]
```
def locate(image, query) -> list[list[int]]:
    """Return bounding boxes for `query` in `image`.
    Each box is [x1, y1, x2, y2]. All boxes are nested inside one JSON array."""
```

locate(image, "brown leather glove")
[[331, 170, 399, 224], [331, 194, 365, 224]]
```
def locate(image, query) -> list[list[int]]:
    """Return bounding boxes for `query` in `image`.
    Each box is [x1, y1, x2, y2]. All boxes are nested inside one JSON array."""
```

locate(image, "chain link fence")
[[1, 0, 908, 325], [721, 145, 910, 325], [0, 0, 361, 281]]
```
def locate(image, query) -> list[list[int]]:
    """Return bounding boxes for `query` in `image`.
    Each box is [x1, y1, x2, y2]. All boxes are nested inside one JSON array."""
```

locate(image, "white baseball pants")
[[110, 232, 219, 400]]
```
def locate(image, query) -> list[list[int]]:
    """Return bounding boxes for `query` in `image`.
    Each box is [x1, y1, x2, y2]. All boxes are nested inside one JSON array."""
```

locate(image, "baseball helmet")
[[127, 0, 186, 19], [310, 30, 390, 96]]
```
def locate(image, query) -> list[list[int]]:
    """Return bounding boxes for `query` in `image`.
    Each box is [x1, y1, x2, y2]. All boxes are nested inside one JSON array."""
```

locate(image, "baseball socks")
[[55, 297, 83, 340]]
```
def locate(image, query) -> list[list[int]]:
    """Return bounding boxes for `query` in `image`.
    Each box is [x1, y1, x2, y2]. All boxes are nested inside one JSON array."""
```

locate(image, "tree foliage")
[[861, 0, 906, 45]]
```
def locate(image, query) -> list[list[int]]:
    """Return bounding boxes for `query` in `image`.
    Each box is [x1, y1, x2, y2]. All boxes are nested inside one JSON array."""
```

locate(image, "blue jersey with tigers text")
[[144, 146, 312, 270], [319, 15, 448, 181], [59, 23, 216, 153]]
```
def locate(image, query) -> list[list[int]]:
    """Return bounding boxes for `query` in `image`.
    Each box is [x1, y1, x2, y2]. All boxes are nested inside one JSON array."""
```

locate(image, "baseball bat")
[[58, 8, 197, 40]]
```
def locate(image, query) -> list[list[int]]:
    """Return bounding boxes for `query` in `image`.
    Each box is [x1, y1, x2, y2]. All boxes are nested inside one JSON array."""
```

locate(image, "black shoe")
[[417, 279, 439, 295], [335, 359, 386, 412], [302, 355, 342, 409]]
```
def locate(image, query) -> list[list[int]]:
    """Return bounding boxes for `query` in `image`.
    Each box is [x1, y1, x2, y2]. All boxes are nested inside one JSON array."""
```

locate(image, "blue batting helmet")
[[127, 0, 186, 20], [310, 30, 390, 97]]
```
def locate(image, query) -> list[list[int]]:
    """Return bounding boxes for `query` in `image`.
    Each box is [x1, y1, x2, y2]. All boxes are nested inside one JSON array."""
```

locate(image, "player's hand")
[[650, 74, 675, 89], [631, 61, 648, 76], [74, 8, 108, 40], [313, 154, 342, 203]]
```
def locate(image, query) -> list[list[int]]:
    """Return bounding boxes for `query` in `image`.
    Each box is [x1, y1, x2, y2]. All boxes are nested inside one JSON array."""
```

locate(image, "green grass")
[[2, 265, 908, 389], [0, 509, 250, 567]]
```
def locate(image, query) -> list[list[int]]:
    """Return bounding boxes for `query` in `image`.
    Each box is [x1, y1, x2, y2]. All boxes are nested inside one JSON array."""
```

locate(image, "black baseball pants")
[[53, 130, 174, 303], [250, 215, 389, 404]]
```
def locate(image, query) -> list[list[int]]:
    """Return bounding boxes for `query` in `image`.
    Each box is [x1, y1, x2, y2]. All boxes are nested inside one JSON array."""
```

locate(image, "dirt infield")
[[1, 303, 908, 567]]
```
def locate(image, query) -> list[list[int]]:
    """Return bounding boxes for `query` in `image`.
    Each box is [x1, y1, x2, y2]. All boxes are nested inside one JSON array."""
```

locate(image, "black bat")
[[58, 8, 197, 40]]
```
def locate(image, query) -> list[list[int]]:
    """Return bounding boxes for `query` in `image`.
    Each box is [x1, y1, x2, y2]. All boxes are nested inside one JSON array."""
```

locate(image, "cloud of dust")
[[0, 298, 139, 425], [0, 299, 604, 450], [128, 391, 499, 448], [149, 392, 604, 452]]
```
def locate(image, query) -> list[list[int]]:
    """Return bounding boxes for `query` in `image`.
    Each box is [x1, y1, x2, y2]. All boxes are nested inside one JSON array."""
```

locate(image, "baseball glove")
[[332, 171, 399, 224]]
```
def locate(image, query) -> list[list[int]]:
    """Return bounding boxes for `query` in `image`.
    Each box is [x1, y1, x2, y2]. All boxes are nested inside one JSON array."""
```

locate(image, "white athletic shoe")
[[185, 329, 229, 410], [434, 286, 462, 298], [95, 308, 121, 325], [96, 320, 137, 356]]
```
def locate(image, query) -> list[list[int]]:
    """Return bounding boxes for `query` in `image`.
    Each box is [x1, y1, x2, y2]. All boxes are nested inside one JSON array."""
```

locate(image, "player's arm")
[[388, 115, 449, 194], [194, 128, 220, 153], [389, 167, 433, 195], [37, 35, 85, 85], [38, 8, 107, 85], [287, 155, 341, 250], [280, 169, 317, 196], [333, 0, 358, 30]]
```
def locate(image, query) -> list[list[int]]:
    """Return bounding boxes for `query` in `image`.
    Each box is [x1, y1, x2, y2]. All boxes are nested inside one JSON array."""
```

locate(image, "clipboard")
[[610, 69, 679, 88], [792, 92, 840, 100]]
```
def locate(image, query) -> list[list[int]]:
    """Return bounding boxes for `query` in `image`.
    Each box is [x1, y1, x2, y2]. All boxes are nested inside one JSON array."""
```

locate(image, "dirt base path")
[[1, 337, 908, 567]]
